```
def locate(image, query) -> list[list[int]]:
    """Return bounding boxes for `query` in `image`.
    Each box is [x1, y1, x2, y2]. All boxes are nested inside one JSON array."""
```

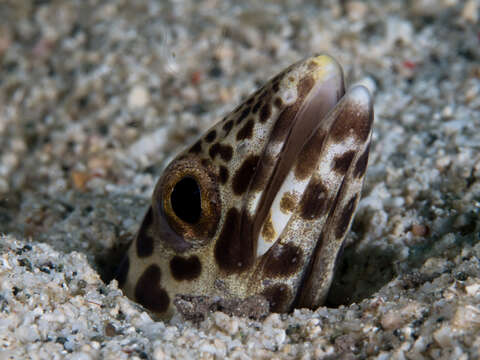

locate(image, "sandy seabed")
[[1, 0, 480, 359]]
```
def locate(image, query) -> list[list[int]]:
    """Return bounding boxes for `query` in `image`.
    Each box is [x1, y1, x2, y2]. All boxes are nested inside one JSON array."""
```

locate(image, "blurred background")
[[1, 0, 479, 301], [0, 0, 480, 358]]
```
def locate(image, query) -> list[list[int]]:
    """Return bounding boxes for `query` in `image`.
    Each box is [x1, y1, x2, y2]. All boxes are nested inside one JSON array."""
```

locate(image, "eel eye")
[[170, 177, 201, 224], [153, 155, 221, 246]]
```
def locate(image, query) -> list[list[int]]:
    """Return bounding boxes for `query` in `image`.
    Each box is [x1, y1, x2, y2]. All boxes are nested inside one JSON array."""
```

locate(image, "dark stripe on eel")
[[262, 283, 292, 313], [333, 150, 355, 175], [115, 256, 129, 288], [330, 96, 373, 142], [244, 76, 320, 255], [170, 256, 202, 281], [299, 177, 330, 220], [236, 118, 254, 141], [262, 243, 304, 277], [209, 143, 233, 162], [335, 195, 358, 239], [135, 264, 170, 313], [136, 207, 154, 257], [354, 143, 370, 178], [214, 208, 255, 273]]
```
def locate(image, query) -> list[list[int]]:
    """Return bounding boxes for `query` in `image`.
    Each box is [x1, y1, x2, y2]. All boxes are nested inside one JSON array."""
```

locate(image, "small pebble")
[[128, 85, 150, 108], [461, 0, 478, 23]]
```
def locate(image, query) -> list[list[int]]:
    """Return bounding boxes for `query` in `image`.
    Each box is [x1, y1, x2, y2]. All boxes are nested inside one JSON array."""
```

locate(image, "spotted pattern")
[[272, 79, 281, 92], [354, 144, 370, 178], [201, 158, 210, 168], [299, 178, 329, 220], [236, 106, 251, 125], [335, 195, 358, 239], [205, 130, 217, 143], [269, 76, 315, 142], [189, 140, 202, 154], [280, 191, 298, 214], [218, 165, 229, 184], [170, 255, 202, 281], [232, 155, 260, 195], [294, 130, 326, 180], [297, 76, 315, 98], [330, 102, 373, 142], [274, 97, 283, 108], [214, 208, 254, 273], [249, 154, 274, 192], [135, 264, 170, 313], [209, 143, 233, 162], [222, 120, 234, 136], [252, 100, 262, 114], [259, 102, 272, 123], [333, 150, 355, 174], [263, 243, 303, 277], [262, 283, 292, 313], [270, 105, 299, 143], [261, 211, 276, 242], [236, 118, 255, 141]]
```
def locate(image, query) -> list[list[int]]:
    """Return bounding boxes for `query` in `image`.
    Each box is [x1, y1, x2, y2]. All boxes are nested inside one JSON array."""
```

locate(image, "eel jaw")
[[252, 56, 346, 258], [296, 84, 374, 309], [254, 83, 374, 312]]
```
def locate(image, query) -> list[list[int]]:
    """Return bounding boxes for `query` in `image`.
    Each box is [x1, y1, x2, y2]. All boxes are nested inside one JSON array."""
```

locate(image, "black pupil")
[[170, 177, 201, 224]]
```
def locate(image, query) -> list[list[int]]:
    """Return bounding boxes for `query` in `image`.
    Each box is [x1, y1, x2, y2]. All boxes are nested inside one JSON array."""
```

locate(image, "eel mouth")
[[250, 55, 347, 256], [255, 83, 374, 259]]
